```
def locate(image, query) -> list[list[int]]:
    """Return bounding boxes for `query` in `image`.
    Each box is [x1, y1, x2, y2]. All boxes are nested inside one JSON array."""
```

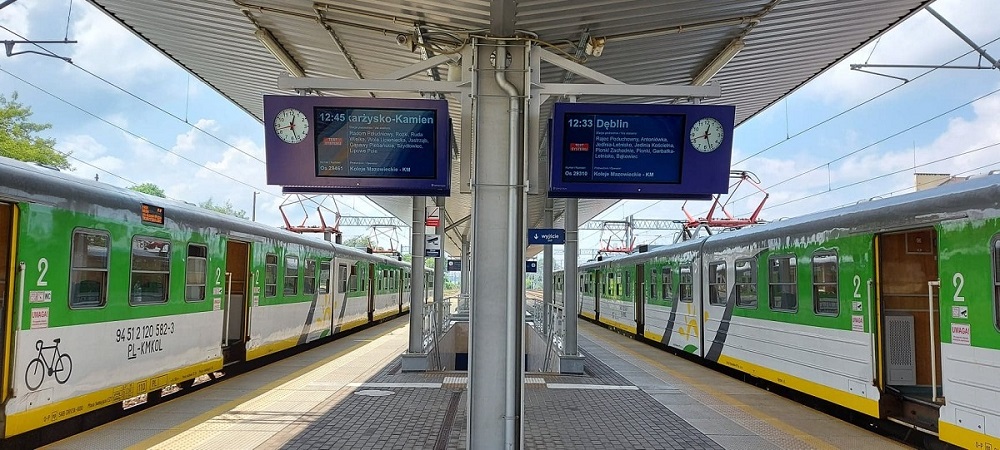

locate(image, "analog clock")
[[689, 117, 724, 153], [273, 108, 309, 144]]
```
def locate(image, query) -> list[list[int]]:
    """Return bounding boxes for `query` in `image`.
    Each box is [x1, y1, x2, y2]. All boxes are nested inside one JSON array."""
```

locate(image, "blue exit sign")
[[528, 228, 565, 245]]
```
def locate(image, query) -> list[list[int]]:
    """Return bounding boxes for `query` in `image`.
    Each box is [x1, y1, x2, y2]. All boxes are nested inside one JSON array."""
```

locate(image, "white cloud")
[[797, 0, 998, 106], [67, 6, 171, 84], [0, 3, 30, 38]]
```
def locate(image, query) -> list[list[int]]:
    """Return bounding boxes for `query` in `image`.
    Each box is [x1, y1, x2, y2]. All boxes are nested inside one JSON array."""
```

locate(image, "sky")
[[1, 0, 998, 263]]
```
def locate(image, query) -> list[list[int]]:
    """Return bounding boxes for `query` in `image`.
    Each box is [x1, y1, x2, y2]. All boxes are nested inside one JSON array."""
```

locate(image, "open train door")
[[875, 228, 942, 434], [222, 240, 250, 364], [0, 203, 14, 405]]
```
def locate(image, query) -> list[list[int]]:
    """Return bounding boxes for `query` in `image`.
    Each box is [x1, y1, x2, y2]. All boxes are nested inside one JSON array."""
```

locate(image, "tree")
[[0, 92, 70, 169], [200, 198, 248, 219], [343, 235, 372, 249], [129, 182, 166, 198]]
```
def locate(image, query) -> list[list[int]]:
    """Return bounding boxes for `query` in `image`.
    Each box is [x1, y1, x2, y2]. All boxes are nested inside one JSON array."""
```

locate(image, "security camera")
[[395, 33, 415, 51]]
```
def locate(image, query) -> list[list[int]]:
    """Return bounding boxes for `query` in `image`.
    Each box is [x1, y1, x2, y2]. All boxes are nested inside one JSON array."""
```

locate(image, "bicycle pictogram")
[[25, 339, 73, 391]]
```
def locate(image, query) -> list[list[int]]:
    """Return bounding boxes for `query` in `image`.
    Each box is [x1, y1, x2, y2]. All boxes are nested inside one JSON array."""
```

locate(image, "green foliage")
[[0, 92, 70, 170], [343, 235, 372, 249], [199, 198, 248, 219], [129, 182, 166, 198]]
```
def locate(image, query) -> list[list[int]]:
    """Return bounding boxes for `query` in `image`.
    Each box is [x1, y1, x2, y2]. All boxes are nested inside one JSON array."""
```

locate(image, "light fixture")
[[254, 27, 305, 77], [691, 38, 744, 86]]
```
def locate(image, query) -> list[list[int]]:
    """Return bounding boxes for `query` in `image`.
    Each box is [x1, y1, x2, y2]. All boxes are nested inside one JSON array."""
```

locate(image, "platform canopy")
[[89, 0, 932, 258]]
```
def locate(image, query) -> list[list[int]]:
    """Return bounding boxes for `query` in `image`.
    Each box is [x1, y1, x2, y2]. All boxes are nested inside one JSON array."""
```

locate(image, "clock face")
[[689, 117, 724, 153], [273, 108, 309, 144]]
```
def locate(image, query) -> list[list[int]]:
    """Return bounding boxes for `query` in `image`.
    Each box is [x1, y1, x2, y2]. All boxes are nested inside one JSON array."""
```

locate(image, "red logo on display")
[[322, 137, 343, 146], [569, 143, 589, 152]]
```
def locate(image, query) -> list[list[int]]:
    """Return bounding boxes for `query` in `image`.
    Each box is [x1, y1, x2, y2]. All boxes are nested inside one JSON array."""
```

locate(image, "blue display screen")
[[561, 113, 685, 184], [548, 102, 736, 200], [314, 107, 437, 179]]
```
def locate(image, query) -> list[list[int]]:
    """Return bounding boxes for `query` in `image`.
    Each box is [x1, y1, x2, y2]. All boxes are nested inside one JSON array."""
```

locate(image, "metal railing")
[[527, 296, 565, 372], [420, 296, 458, 370]]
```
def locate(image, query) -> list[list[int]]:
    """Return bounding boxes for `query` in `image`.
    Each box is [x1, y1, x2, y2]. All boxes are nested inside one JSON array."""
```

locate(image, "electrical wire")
[[0, 66, 282, 199], [0, 24, 266, 164]]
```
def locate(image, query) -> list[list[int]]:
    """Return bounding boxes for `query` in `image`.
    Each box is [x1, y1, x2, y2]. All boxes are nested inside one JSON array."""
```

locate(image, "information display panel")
[[264, 96, 450, 196], [549, 102, 735, 199]]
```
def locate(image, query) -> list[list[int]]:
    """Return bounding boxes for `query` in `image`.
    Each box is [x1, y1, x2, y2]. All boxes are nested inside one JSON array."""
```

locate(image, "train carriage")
[[570, 174, 1000, 448], [0, 156, 416, 439]]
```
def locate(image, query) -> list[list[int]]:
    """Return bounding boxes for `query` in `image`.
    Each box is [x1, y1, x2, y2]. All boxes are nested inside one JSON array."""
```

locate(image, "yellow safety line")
[[593, 326, 843, 450], [125, 321, 407, 450]]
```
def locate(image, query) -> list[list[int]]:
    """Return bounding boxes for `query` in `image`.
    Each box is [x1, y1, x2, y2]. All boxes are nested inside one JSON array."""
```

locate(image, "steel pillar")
[[560, 198, 584, 374], [467, 38, 526, 449], [402, 196, 428, 371]]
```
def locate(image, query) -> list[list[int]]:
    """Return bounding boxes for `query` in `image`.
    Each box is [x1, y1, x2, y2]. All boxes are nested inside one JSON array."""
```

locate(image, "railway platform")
[[44, 317, 907, 450]]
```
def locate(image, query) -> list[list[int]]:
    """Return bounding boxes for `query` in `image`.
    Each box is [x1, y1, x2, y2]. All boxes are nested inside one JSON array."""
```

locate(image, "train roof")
[[0, 156, 407, 267], [576, 173, 1000, 268]]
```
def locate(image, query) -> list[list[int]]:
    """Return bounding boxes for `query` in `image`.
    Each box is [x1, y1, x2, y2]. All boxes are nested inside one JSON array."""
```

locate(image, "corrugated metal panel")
[[88, 0, 930, 257]]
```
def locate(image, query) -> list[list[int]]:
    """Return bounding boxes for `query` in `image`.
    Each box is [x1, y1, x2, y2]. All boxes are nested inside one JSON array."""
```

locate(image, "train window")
[[650, 268, 658, 300], [708, 262, 727, 306], [338, 264, 348, 293], [662, 267, 673, 304], [319, 261, 331, 294], [130, 236, 170, 305], [304, 259, 317, 295], [735, 259, 757, 308], [812, 251, 839, 316], [768, 255, 797, 312], [679, 265, 693, 303], [265, 254, 278, 297], [284, 255, 299, 296], [69, 229, 110, 308], [624, 271, 631, 298], [185, 244, 207, 302]]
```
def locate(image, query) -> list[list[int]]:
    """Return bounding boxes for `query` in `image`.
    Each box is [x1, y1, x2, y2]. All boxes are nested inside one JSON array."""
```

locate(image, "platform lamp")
[[254, 27, 306, 77], [691, 38, 745, 86]]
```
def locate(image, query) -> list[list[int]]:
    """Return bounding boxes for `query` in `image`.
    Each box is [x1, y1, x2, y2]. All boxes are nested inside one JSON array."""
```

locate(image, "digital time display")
[[263, 95, 451, 196], [313, 107, 437, 180], [140, 203, 164, 225], [549, 102, 735, 200]]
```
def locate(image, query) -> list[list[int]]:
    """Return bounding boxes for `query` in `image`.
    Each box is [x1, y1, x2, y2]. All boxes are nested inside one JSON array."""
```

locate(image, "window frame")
[[304, 259, 317, 295], [129, 235, 171, 305], [264, 253, 278, 298], [768, 254, 798, 312], [69, 228, 111, 309], [284, 254, 299, 296], [338, 263, 349, 293], [661, 267, 673, 305], [812, 250, 839, 316], [992, 236, 1000, 331], [735, 258, 758, 309], [319, 261, 331, 295], [708, 261, 728, 306], [679, 264, 693, 303], [185, 243, 208, 302]]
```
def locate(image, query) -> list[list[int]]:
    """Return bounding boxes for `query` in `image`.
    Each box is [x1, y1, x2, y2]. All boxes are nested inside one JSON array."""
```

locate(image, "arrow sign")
[[527, 228, 565, 245]]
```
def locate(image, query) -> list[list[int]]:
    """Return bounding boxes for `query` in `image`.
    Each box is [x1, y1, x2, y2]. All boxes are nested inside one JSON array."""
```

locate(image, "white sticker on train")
[[30, 308, 49, 329], [851, 315, 864, 332], [952, 323, 971, 345]]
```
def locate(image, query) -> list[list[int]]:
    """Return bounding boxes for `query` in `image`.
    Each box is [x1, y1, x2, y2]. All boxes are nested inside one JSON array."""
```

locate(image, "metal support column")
[[468, 38, 525, 450], [434, 196, 446, 337], [559, 198, 584, 374], [542, 199, 554, 336], [461, 238, 471, 298], [402, 196, 428, 371]]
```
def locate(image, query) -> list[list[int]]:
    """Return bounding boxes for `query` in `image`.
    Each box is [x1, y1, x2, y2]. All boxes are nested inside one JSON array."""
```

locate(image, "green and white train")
[[0, 156, 428, 438], [559, 173, 1000, 449]]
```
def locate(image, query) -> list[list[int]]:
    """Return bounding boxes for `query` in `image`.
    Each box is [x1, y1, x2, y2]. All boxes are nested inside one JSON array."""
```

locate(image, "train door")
[[594, 269, 601, 320], [222, 240, 250, 364], [875, 228, 942, 430], [367, 263, 375, 322], [0, 203, 14, 403], [635, 264, 645, 336]]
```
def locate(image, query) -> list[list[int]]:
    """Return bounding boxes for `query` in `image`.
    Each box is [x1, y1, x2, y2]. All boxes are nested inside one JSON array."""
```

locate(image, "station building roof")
[[89, 0, 932, 257]]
